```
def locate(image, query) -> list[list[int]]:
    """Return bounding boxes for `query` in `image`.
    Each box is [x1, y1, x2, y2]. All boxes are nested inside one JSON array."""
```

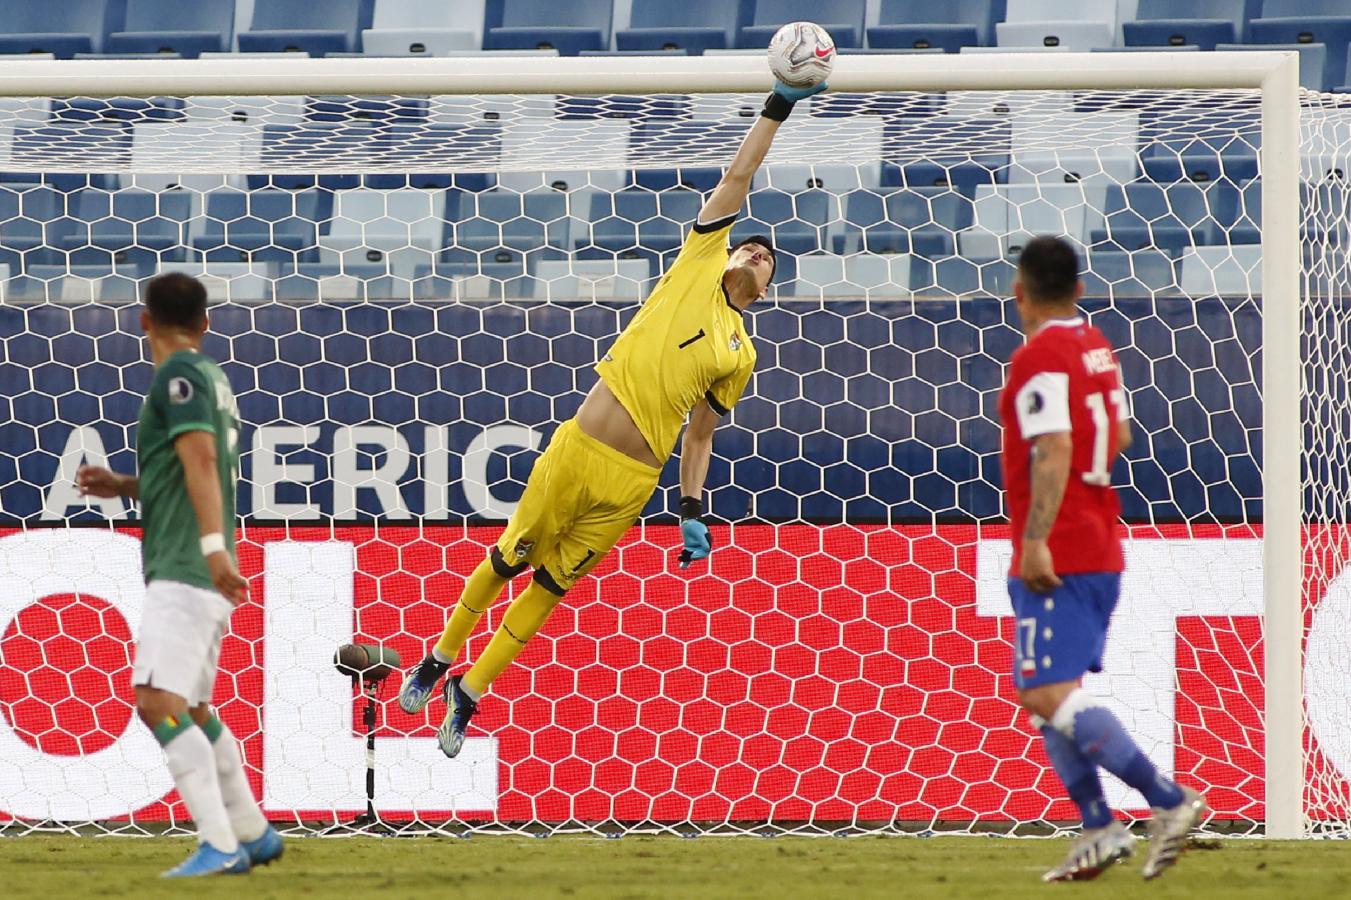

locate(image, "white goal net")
[[0, 58, 1343, 837]]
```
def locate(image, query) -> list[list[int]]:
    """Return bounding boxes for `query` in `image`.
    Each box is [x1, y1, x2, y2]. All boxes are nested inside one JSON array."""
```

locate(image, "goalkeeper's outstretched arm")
[[698, 81, 827, 225], [699, 116, 785, 225], [676, 400, 720, 568]]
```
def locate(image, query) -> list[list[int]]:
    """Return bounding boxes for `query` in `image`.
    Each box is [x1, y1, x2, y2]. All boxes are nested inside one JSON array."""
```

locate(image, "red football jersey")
[[1000, 316, 1126, 576]]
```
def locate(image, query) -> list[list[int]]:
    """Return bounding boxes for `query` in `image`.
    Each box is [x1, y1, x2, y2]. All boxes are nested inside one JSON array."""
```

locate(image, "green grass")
[[3, 833, 1349, 899]]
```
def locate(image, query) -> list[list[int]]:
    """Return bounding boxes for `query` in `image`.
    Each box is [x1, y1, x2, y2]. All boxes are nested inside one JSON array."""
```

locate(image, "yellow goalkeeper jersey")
[[594, 215, 757, 463]]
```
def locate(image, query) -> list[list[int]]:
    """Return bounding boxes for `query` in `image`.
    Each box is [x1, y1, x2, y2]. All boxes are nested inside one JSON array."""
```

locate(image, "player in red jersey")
[[999, 237, 1206, 882]]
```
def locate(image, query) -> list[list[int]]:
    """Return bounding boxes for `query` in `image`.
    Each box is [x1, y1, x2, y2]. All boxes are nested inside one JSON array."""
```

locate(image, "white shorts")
[[132, 580, 235, 707]]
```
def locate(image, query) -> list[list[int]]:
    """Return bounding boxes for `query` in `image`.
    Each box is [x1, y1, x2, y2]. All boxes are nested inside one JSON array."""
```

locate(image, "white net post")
[[0, 53, 1317, 837]]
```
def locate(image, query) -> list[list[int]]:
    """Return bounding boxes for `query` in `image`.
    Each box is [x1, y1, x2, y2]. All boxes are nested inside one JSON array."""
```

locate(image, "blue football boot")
[[161, 841, 250, 878], [240, 824, 284, 867], [398, 655, 449, 714], [437, 675, 479, 759]]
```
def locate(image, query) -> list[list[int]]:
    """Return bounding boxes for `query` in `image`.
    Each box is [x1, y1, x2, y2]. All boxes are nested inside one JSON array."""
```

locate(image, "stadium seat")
[[995, 21, 1114, 50], [498, 120, 630, 193], [482, 0, 613, 56], [192, 189, 325, 262], [1085, 249, 1181, 298], [794, 253, 911, 298], [0, 0, 124, 58], [1178, 244, 1261, 297], [1248, 9, 1351, 95], [105, 1, 235, 57], [362, 0, 478, 56], [450, 190, 574, 269], [0, 184, 63, 271], [866, 0, 1004, 52], [1215, 42, 1330, 92], [1123, 0, 1256, 49], [1003, 0, 1115, 24], [738, 0, 866, 49], [960, 184, 1103, 257], [533, 258, 652, 299], [1090, 181, 1237, 252], [834, 187, 969, 256], [319, 188, 449, 276], [237, 0, 375, 56], [616, 0, 745, 55], [60, 189, 194, 267]]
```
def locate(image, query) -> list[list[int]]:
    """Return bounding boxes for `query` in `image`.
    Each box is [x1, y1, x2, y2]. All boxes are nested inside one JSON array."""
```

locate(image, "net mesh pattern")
[[0, 87, 1343, 837]]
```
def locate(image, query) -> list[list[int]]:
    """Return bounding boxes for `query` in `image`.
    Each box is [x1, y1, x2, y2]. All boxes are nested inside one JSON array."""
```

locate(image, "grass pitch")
[[3, 833, 1349, 899]]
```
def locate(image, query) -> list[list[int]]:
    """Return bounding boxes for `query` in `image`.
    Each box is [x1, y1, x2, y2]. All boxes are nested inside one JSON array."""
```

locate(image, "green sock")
[[151, 712, 194, 747]]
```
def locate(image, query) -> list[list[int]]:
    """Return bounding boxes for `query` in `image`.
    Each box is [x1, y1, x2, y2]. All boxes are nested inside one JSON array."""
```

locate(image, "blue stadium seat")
[[834, 188, 954, 257], [1090, 181, 1236, 253], [237, 0, 374, 56], [364, 124, 501, 191], [319, 187, 450, 276], [1004, 0, 1114, 23], [448, 191, 573, 270], [0, 0, 124, 58], [1085, 250, 1181, 298], [482, 0, 612, 56], [1249, 10, 1351, 94], [0, 185, 63, 271], [1216, 42, 1331, 92], [192, 189, 324, 262], [105, 1, 234, 57], [362, 0, 477, 56], [996, 20, 1113, 50], [60, 189, 193, 266], [1139, 101, 1260, 184], [739, 0, 866, 49], [867, 0, 1004, 52], [616, 0, 746, 55], [1123, 0, 1257, 49]]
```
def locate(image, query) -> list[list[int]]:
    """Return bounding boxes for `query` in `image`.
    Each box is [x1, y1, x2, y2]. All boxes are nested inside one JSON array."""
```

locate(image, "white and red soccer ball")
[[767, 21, 835, 88]]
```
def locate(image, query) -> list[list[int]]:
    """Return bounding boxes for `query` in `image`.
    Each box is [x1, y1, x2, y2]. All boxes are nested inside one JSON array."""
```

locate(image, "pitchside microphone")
[[333, 643, 401, 683]]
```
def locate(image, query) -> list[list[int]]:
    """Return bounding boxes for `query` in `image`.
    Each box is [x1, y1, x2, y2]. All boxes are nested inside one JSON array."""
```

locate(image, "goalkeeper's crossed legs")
[[400, 420, 660, 757]]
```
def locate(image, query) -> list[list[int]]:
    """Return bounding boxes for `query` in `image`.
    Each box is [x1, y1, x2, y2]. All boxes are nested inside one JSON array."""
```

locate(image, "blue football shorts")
[[1007, 572, 1121, 690]]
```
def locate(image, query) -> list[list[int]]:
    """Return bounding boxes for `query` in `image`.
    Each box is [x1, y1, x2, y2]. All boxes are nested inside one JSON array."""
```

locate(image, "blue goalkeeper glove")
[[773, 80, 829, 103], [677, 496, 713, 569], [762, 80, 829, 120]]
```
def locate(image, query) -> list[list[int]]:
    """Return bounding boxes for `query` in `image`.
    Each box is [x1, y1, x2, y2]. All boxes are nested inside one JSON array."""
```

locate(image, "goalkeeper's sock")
[[200, 713, 268, 843], [433, 555, 511, 663], [1035, 716, 1112, 830], [154, 713, 238, 852], [461, 580, 562, 698], [1053, 690, 1186, 810]]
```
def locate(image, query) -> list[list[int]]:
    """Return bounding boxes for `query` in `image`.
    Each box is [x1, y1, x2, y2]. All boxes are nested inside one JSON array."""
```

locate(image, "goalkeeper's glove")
[[677, 495, 713, 569], [761, 80, 829, 122]]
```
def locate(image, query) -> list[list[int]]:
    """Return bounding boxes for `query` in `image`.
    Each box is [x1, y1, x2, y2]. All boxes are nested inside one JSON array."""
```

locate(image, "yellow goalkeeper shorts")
[[496, 419, 661, 594]]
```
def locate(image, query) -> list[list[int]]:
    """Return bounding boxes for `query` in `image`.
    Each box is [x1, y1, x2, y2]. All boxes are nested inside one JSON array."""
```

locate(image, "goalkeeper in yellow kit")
[[399, 78, 827, 758]]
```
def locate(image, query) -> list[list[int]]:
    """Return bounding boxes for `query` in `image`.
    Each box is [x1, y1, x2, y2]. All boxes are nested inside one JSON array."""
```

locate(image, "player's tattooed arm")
[[75, 465, 138, 499], [1022, 431, 1072, 594], [1025, 431, 1072, 541]]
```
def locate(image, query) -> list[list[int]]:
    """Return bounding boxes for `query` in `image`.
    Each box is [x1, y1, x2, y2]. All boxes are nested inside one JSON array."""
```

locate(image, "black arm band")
[[760, 92, 794, 122], [679, 495, 703, 520]]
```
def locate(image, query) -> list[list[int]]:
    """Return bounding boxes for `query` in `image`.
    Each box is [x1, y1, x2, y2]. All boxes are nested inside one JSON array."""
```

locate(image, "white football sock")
[[164, 726, 239, 852], [209, 724, 269, 843]]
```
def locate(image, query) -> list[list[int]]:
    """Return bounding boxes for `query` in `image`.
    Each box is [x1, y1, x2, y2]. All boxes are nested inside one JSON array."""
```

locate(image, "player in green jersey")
[[76, 273, 282, 878]]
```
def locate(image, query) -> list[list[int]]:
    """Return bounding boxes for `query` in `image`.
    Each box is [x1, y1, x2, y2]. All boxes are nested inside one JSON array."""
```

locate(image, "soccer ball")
[[767, 22, 836, 89]]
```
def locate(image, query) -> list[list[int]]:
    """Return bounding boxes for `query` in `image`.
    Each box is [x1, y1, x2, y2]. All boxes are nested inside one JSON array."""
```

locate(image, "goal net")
[[0, 55, 1341, 837]]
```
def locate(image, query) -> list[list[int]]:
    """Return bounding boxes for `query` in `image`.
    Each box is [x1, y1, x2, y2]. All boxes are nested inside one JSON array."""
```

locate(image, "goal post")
[[0, 51, 1312, 837]]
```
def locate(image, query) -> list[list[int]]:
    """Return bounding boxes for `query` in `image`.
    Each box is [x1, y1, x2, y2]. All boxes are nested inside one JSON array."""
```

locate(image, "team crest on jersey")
[[729, 334, 742, 352], [167, 376, 193, 404], [513, 539, 534, 561]]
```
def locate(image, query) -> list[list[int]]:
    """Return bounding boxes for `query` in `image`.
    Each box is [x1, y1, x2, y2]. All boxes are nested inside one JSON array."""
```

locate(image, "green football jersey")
[[136, 349, 240, 590]]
